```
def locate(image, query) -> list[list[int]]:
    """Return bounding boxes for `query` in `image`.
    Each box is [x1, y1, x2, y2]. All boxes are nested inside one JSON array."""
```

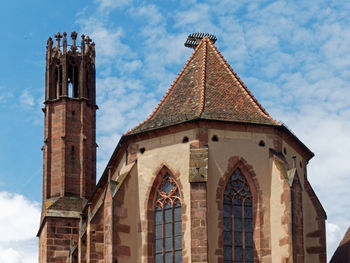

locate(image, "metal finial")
[[184, 32, 217, 49]]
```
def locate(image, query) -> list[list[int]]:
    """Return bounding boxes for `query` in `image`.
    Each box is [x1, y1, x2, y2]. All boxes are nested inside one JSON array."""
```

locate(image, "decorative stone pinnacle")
[[54, 32, 62, 39], [81, 34, 86, 54], [71, 31, 77, 40], [54, 32, 62, 48], [85, 36, 92, 45], [71, 31, 78, 49], [47, 37, 53, 48], [63, 32, 67, 53]]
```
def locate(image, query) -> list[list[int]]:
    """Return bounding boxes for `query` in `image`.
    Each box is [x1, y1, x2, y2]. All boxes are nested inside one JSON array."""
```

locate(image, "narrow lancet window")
[[154, 174, 182, 263], [223, 168, 254, 263]]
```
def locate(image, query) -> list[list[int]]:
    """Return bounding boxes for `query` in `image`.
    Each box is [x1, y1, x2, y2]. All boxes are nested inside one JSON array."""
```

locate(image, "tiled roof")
[[126, 37, 279, 135], [331, 226, 350, 262]]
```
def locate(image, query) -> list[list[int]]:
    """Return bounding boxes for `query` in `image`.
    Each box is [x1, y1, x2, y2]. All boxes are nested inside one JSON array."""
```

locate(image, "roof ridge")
[[198, 38, 208, 117], [124, 39, 206, 135], [206, 40, 280, 125]]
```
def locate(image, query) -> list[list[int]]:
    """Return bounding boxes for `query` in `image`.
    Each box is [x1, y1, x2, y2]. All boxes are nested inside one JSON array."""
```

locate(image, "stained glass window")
[[223, 168, 254, 263], [155, 174, 182, 263]]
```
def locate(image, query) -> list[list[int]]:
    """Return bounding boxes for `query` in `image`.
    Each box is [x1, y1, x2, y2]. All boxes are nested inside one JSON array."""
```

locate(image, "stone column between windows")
[[189, 145, 208, 263]]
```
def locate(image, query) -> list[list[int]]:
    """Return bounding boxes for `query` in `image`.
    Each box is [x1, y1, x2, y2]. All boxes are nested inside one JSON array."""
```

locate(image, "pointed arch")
[[144, 165, 187, 263], [223, 168, 254, 262], [216, 156, 266, 262], [291, 172, 304, 262]]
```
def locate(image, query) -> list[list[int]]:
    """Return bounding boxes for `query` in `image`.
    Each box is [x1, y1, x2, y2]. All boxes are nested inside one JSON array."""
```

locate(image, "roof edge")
[[124, 117, 313, 161], [304, 179, 327, 219], [207, 40, 280, 125], [82, 135, 127, 214], [125, 39, 206, 136], [198, 37, 208, 117], [278, 124, 314, 161]]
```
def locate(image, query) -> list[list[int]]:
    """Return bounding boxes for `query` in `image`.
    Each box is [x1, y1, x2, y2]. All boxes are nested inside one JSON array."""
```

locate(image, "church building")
[[37, 32, 327, 263]]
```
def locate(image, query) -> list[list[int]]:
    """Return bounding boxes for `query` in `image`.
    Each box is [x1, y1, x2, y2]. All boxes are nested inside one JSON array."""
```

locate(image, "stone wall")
[[68, 124, 326, 262], [39, 217, 79, 263]]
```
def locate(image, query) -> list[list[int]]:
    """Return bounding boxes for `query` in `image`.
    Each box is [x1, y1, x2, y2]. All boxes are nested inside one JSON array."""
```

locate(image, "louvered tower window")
[[154, 174, 182, 263], [223, 169, 254, 263]]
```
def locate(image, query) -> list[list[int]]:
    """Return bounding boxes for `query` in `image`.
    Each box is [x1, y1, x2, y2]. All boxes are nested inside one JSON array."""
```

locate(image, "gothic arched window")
[[223, 168, 254, 263], [154, 174, 182, 263]]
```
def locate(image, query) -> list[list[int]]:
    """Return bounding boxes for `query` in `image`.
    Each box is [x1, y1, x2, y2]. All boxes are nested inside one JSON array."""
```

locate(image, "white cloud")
[[19, 90, 35, 108], [129, 4, 192, 92], [0, 85, 13, 105], [77, 17, 133, 68], [326, 222, 343, 258], [94, 0, 131, 12], [123, 60, 142, 73], [0, 192, 40, 242], [174, 3, 211, 29], [0, 240, 38, 263], [0, 247, 21, 263], [0, 192, 40, 263], [95, 76, 158, 175]]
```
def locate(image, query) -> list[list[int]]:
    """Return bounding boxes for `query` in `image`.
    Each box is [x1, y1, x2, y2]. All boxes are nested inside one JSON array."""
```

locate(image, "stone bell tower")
[[38, 31, 97, 262]]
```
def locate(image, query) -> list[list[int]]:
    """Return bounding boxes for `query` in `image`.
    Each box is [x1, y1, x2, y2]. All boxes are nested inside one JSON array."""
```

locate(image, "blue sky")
[[0, 0, 349, 261]]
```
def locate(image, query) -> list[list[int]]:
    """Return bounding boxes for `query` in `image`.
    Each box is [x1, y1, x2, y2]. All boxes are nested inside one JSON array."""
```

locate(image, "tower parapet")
[[45, 31, 96, 105]]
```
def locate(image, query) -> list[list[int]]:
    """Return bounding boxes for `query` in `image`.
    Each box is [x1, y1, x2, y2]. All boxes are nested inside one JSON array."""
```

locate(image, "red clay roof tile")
[[126, 37, 280, 135]]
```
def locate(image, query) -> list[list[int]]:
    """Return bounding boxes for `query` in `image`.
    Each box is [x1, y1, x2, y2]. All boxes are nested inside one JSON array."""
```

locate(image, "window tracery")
[[154, 174, 182, 263], [223, 168, 254, 263]]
